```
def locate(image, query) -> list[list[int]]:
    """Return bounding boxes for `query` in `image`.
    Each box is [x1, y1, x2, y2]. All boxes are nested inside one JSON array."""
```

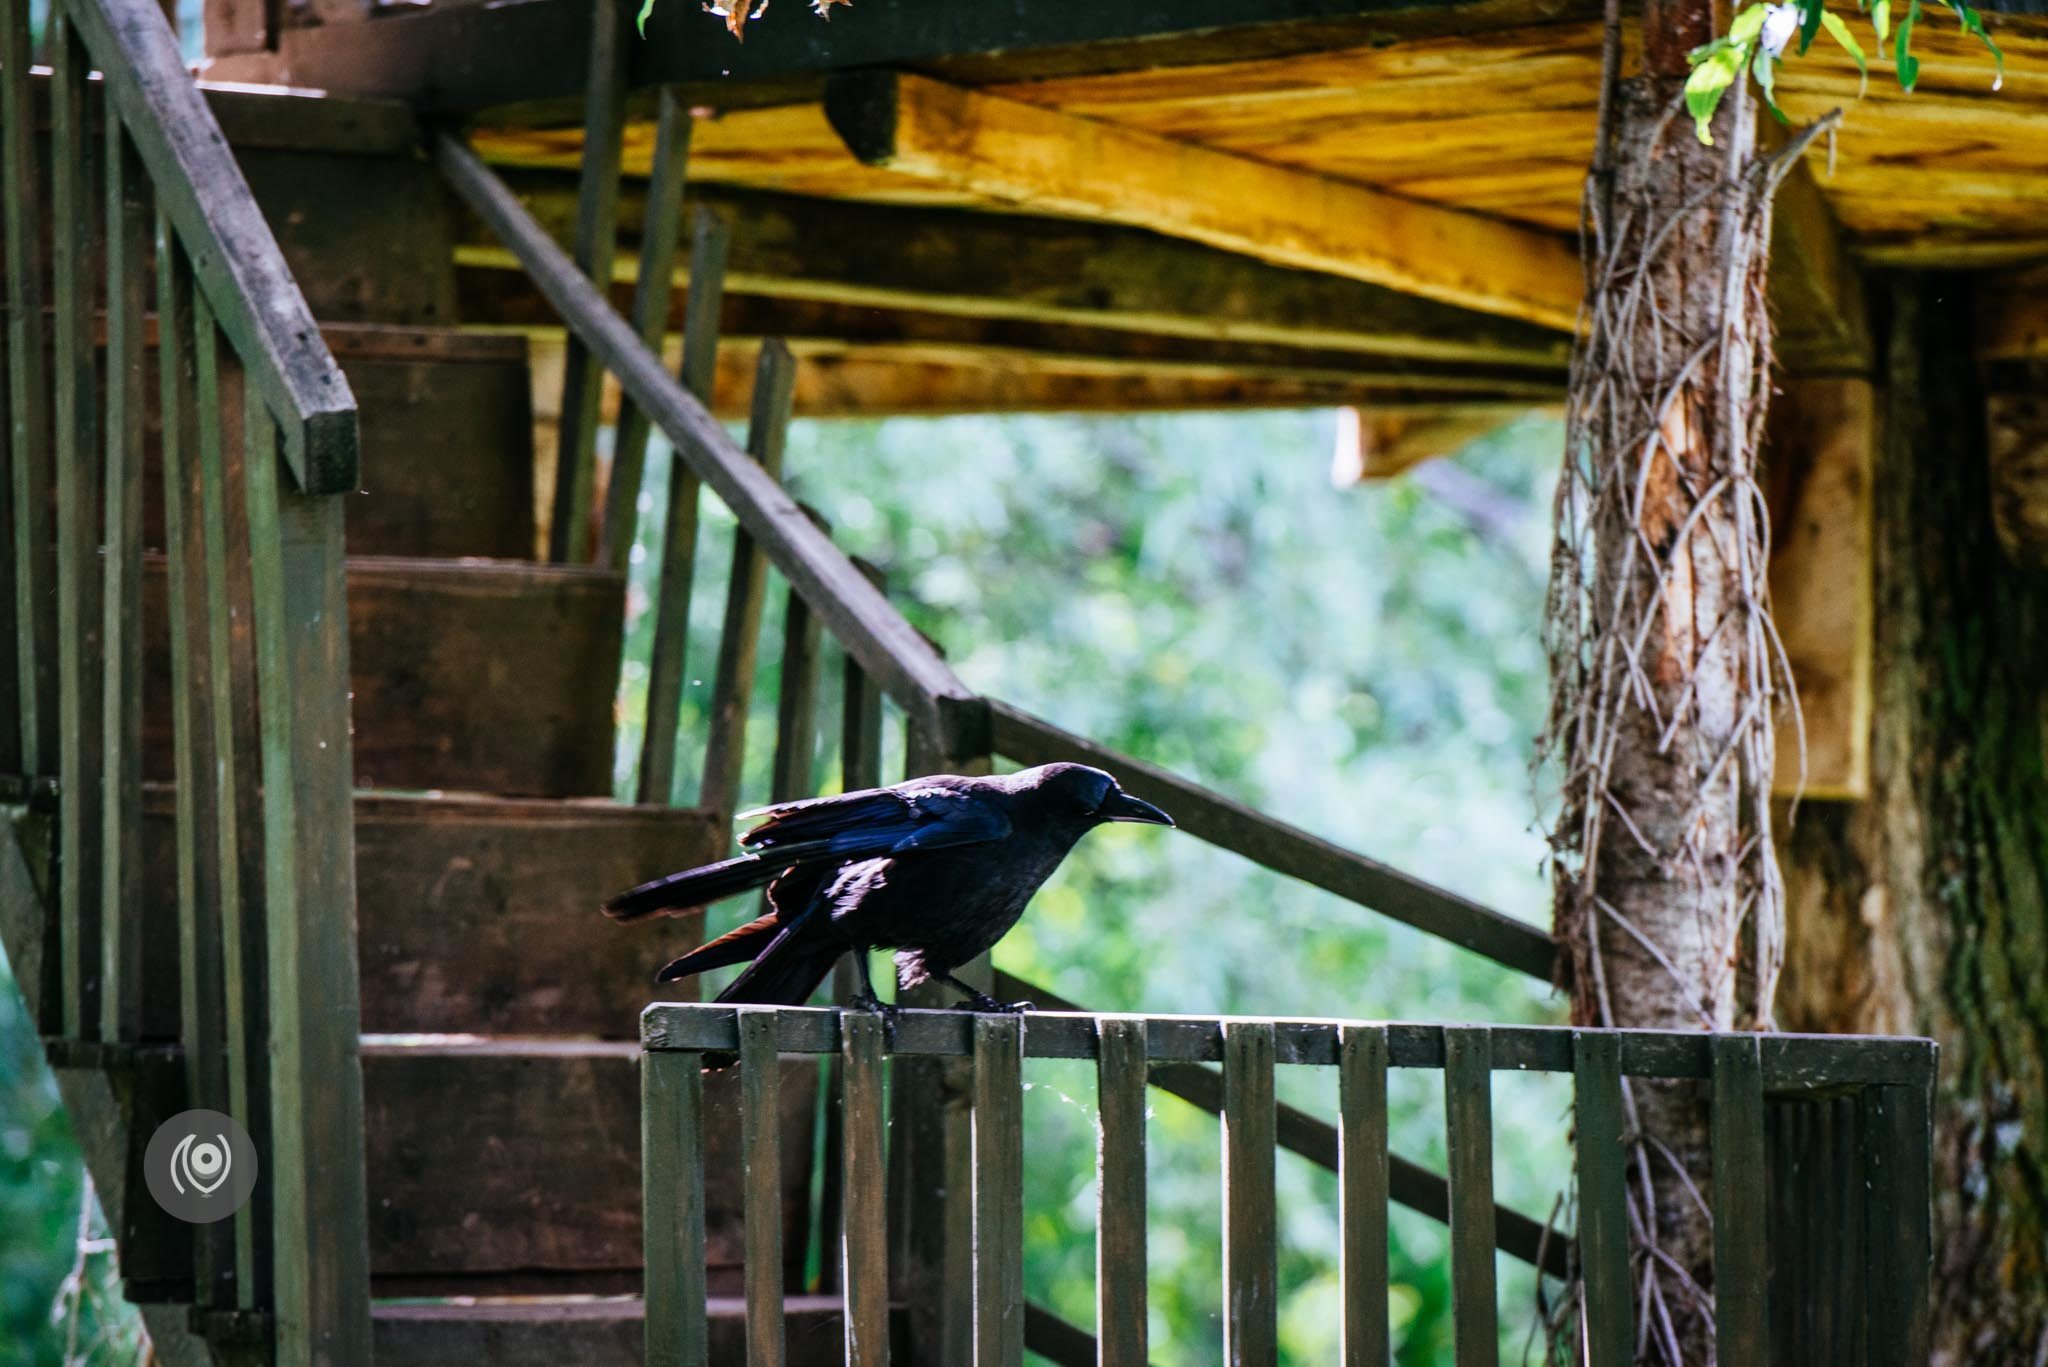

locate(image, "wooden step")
[[361, 1041, 818, 1286], [133, 323, 534, 560], [143, 556, 624, 796], [371, 1296, 897, 1366], [136, 791, 723, 1039]]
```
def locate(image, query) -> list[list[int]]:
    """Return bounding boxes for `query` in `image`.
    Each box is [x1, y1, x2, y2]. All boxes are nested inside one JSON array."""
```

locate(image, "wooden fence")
[[641, 1003, 1934, 1367]]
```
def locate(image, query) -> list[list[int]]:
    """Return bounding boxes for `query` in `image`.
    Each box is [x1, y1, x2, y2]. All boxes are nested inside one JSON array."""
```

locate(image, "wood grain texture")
[[972, 1014, 1025, 1367], [822, 71, 1582, 331], [1443, 1027, 1498, 1367], [135, 790, 720, 1038], [1338, 1024, 1389, 1367], [643, 1049, 709, 1367], [1095, 1016, 1149, 1367], [839, 1012, 891, 1367], [142, 556, 624, 797], [373, 1295, 893, 1367], [1711, 1035, 1770, 1366], [740, 1009, 790, 1367], [360, 1042, 818, 1282], [1573, 1030, 1633, 1367], [1222, 1020, 1277, 1367], [1988, 376, 2048, 569], [1766, 377, 1876, 799]]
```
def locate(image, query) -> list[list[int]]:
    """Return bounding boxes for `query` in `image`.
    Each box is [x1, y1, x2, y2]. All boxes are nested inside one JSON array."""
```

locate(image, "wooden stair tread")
[[139, 789, 721, 1038], [360, 1041, 820, 1283], [371, 1295, 890, 1365], [144, 556, 623, 798]]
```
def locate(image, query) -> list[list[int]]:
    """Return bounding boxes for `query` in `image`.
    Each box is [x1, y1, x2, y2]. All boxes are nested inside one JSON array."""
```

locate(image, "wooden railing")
[[643, 1003, 1936, 1367], [1, 0, 368, 1356]]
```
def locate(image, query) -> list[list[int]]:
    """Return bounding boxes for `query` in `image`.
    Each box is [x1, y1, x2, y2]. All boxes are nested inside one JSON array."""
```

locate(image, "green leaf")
[[1798, 0, 1826, 55], [1685, 43, 1747, 143], [1752, 45, 1790, 124], [1945, 0, 2006, 88], [1894, 0, 1920, 90], [1728, 3, 1773, 43], [1872, 0, 1891, 46], [637, 0, 657, 33], [1820, 9, 1870, 94]]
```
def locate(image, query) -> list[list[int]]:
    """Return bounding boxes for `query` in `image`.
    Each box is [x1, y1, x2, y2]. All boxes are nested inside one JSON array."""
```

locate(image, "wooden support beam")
[[1769, 158, 1872, 376], [1328, 406, 1534, 483], [1766, 377, 1876, 799], [456, 180, 1573, 368], [822, 71, 1584, 331]]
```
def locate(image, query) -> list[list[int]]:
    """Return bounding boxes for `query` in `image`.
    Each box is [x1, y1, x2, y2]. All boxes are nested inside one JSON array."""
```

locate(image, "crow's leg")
[[846, 951, 896, 1021], [936, 972, 1035, 1014]]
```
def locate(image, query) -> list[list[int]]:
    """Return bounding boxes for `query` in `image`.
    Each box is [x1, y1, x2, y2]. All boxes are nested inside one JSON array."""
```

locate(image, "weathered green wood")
[[52, 11, 104, 1040], [602, 86, 693, 574], [1443, 1026, 1498, 1367], [2, 0, 56, 776], [972, 1014, 1025, 1367], [0, 243, 15, 782], [1712, 1034, 1768, 1367], [239, 388, 371, 1362], [988, 701, 1556, 982], [699, 340, 798, 818], [1222, 1020, 1277, 1367], [840, 559, 886, 795], [1095, 1016, 1148, 1367], [59, 0, 358, 492], [770, 569, 823, 804], [1573, 1030, 1632, 1367], [99, 117, 149, 1044], [1861, 1076, 1931, 1367], [840, 1011, 890, 1367], [636, 205, 728, 805], [158, 234, 236, 1311], [548, 0, 630, 564], [437, 138, 986, 758], [739, 1008, 788, 1367], [643, 1048, 709, 1367], [1338, 1023, 1389, 1367]]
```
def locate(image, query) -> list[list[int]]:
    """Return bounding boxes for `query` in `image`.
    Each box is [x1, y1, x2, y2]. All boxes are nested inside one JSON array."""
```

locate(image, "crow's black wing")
[[737, 779, 1011, 858]]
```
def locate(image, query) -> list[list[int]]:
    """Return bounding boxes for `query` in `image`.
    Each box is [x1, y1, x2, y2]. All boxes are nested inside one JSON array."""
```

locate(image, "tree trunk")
[[1779, 277, 2048, 1363], [1549, 9, 1782, 1362]]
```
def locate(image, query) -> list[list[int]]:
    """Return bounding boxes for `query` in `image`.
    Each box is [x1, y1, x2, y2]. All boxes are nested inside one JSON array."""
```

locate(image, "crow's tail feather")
[[604, 853, 787, 922], [653, 911, 783, 982], [712, 935, 844, 1008]]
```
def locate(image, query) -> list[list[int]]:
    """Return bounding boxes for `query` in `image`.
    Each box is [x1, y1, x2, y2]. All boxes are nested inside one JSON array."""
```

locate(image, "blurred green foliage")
[[1, 405, 1569, 1364]]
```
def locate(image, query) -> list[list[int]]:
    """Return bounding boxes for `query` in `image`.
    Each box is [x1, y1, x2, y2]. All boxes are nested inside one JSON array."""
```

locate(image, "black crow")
[[604, 763, 1173, 1011]]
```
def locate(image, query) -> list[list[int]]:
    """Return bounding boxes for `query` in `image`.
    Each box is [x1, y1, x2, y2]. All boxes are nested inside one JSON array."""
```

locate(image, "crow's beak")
[[1101, 791, 1175, 827]]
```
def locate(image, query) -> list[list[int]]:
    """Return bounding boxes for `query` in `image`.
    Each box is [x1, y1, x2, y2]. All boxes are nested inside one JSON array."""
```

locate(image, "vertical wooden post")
[[1338, 1023, 1389, 1367], [52, 7, 105, 1038], [1443, 1026, 1498, 1367], [1222, 1020, 1277, 1366], [839, 1012, 890, 1367], [1711, 1034, 1769, 1365], [972, 1014, 1025, 1367], [99, 116, 149, 1044], [645, 1048, 709, 1367], [548, 0, 629, 564], [1096, 1016, 1149, 1367], [1861, 1065, 1933, 1367], [1573, 1030, 1634, 1367], [242, 400, 371, 1364], [739, 1008, 787, 1367]]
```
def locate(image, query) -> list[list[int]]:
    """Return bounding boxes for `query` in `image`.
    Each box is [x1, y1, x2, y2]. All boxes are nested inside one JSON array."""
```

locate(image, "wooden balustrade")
[[0, 0, 366, 1353], [643, 1002, 1936, 1367]]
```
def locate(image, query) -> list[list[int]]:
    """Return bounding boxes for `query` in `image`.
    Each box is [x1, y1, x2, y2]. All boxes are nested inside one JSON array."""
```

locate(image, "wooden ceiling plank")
[[821, 70, 1586, 332]]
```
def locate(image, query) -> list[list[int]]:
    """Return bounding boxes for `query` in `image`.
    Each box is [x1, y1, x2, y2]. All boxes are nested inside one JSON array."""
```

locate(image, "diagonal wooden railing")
[[1, 0, 368, 1356]]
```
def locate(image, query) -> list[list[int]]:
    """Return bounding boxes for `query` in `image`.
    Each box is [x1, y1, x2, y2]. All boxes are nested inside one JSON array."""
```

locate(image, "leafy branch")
[[1684, 0, 2004, 143]]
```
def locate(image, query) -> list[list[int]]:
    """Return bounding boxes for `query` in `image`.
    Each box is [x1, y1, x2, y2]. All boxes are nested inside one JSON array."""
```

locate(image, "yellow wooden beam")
[[1766, 376, 1876, 799], [823, 70, 1586, 334]]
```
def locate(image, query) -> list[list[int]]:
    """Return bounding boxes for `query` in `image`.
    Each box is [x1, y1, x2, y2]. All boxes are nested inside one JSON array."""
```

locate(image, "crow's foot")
[[847, 989, 897, 1020], [958, 992, 1035, 1014]]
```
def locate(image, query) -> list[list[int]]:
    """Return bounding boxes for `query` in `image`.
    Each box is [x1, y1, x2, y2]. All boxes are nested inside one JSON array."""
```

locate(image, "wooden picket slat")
[[1338, 1023, 1389, 1367], [973, 1014, 1025, 1367], [770, 521, 825, 805], [99, 117, 150, 1043], [1712, 1034, 1768, 1366], [2, 0, 56, 777], [841, 559, 887, 795], [644, 1048, 709, 1367], [52, 10, 105, 1038], [1096, 1016, 1149, 1367], [840, 1011, 890, 1367], [548, 0, 629, 564], [739, 1008, 788, 1367], [1444, 1026, 1498, 1367], [1222, 1020, 1277, 1367], [1861, 1078, 1932, 1367], [699, 340, 799, 818], [1573, 1029, 1633, 1367], [602, 87, 694, 573], [636, 205, 729, 805], [159, 232, 236, 1311]]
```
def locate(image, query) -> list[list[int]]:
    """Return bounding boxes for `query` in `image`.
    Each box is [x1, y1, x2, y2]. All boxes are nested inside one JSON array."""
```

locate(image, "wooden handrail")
[[433, 131, 989, 761], [53, 0, 358, 494], [988, 698, 1562, 981]]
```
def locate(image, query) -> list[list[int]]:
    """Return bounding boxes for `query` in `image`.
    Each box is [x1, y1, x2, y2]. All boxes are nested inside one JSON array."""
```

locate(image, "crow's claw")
[[847, 990, 897, 1021], [959, 992, 1035, 1014]]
